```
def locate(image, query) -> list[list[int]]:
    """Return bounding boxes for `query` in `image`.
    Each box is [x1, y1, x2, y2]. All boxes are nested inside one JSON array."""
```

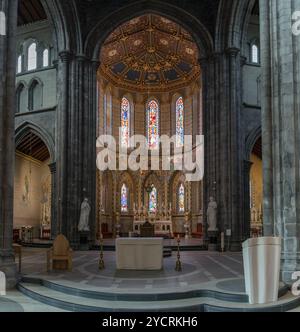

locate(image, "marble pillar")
[[260, 0, 300, 283], [0, 0, 18, 288]]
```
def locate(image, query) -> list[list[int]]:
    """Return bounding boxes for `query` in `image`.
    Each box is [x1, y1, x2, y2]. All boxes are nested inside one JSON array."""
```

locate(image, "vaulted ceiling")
[[18, 0, 47, 26], [100, 14, 200, 92], [16, 131, 50, 162]]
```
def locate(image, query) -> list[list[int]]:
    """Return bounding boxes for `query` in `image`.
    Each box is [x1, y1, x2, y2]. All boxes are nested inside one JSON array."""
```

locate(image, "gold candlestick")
[[175, 235, 182, 272], [99, 234, 105, 270]]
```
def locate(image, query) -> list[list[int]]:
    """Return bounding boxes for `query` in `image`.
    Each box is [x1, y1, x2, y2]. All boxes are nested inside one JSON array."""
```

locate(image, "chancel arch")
[[14, 123, 55, 242]]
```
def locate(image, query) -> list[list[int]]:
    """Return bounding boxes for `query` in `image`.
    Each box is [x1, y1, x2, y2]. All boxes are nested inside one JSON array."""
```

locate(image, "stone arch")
[[28, 77, 44, 111], [143, 172, 162, 212], [15, 121, 55, 163], [215, 0, 257, 53], [84, 0, 213, 60], [120, 93, 135, 140], [169, 171, 186, 214], [245, 125, 262, 161], [118, 171, 136, 213], [16, 81, 27, 113], [40, 0, 82, 53]]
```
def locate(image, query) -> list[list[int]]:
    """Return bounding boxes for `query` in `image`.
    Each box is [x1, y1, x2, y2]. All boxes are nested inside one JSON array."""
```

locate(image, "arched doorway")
[[14, 129, 53, 243], [249, 136, 263, 237]]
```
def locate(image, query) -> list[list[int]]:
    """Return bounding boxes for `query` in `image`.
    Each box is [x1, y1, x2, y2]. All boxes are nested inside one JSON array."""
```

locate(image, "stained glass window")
[[43, 49, 49, 67], [176, 97, 184, 147], [17, 55, 22, 74], [121, 184, 128, 212], [121, 97, 130, 147], [178, 183, 185, 213], [251, 44, 259, 64], [149, 185, 157, 213], [28, 43, 37, 71], [147, 100, 159, 149]]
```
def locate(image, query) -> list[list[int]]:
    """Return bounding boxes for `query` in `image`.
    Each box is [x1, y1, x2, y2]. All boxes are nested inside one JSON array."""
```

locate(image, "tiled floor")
[[19, 248, 244, 291]]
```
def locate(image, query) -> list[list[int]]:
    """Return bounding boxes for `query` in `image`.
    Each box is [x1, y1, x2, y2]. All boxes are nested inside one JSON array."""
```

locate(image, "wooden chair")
[[47, 234, 73, 272]]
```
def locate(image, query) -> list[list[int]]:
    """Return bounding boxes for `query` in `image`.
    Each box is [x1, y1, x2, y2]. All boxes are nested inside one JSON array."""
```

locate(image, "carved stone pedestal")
[[208, 230, 219, 251], [79, 231, 90, 251]]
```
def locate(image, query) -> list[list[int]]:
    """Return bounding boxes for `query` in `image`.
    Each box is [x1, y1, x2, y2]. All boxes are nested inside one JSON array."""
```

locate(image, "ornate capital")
[[225, 47, 240, 57], [59, 50, 72, 63], [91, 59, 101, 71], [75, 54, 87, 63]]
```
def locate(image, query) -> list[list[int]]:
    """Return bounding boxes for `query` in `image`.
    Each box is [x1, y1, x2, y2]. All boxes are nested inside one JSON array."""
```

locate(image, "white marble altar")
[[116, 238, 163, 270]]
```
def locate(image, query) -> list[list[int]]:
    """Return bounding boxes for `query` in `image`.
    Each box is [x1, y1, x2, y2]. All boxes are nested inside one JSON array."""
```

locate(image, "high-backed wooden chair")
[[47, 234, 73, 272]]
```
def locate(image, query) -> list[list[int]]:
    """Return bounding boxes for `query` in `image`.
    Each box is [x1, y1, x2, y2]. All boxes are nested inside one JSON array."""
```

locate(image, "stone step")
[[20, 276, 249, 302], [17, 281, 300, 312]]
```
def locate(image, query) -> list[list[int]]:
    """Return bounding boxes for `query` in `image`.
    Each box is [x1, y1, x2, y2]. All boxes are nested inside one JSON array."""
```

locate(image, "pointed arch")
[[175, 96, 184, 147], [16, 81, 27, 113], [28, 78, 44, 111], [84, 1, 213, 60], [146, 98, 160, 150], [118, 171, 136, 213], [15, 122, 55, 163], [120, 96, 132, 148]]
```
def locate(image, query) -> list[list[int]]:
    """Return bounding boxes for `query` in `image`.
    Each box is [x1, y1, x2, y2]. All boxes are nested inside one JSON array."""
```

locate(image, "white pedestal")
[[242, 237, 281, 305], [116, 238, 163, 270]]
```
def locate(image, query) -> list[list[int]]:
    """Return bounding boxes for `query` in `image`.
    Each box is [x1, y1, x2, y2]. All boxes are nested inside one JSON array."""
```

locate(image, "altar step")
[[17, 277, 300, 312]]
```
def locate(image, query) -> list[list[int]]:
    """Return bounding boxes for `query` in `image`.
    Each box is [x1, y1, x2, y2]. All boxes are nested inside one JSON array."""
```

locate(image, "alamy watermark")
[[0, 271, 6, 296], [96, 131, 204, 182]]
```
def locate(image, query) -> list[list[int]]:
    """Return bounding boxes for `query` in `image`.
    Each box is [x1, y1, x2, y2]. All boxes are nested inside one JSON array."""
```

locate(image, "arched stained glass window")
[[178, 183, 185, 213], [17, 55, 22, 74], [251, 44, 259, 64], [121, 184, 128, 212], [176, 97, 184, 147], [28, 43, 37, 71], [121, 97, 130, 147], [43, 49, 49, 67], [147, 99, 159, 149], [149, 185, 157, 213]]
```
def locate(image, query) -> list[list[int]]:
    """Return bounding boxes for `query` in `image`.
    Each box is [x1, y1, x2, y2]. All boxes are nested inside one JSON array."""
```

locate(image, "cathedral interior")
[[0, 0, 299, 313]]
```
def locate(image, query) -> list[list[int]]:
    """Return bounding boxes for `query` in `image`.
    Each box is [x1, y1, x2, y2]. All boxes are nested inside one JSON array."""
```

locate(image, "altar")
[[133, 220, 173, 238], [116, 238, 163, 270]]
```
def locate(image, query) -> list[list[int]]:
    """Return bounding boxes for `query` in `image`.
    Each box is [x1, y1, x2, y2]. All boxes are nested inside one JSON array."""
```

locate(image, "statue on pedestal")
[[207, 197, 218, 231], [78, 198, 91, 232]]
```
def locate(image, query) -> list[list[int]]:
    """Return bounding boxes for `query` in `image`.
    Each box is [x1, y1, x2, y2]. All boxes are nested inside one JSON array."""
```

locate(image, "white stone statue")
[[78, 198, 91, 232], [207, 197, 218, 231]]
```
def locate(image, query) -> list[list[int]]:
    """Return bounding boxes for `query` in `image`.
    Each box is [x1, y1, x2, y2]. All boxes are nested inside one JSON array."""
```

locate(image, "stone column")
[[48, 162, 57, 239], [56, 50, 71, 236], [260, 0, 300, 283], [201, 49, 245, 251], [0, 0, 18, 287]]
